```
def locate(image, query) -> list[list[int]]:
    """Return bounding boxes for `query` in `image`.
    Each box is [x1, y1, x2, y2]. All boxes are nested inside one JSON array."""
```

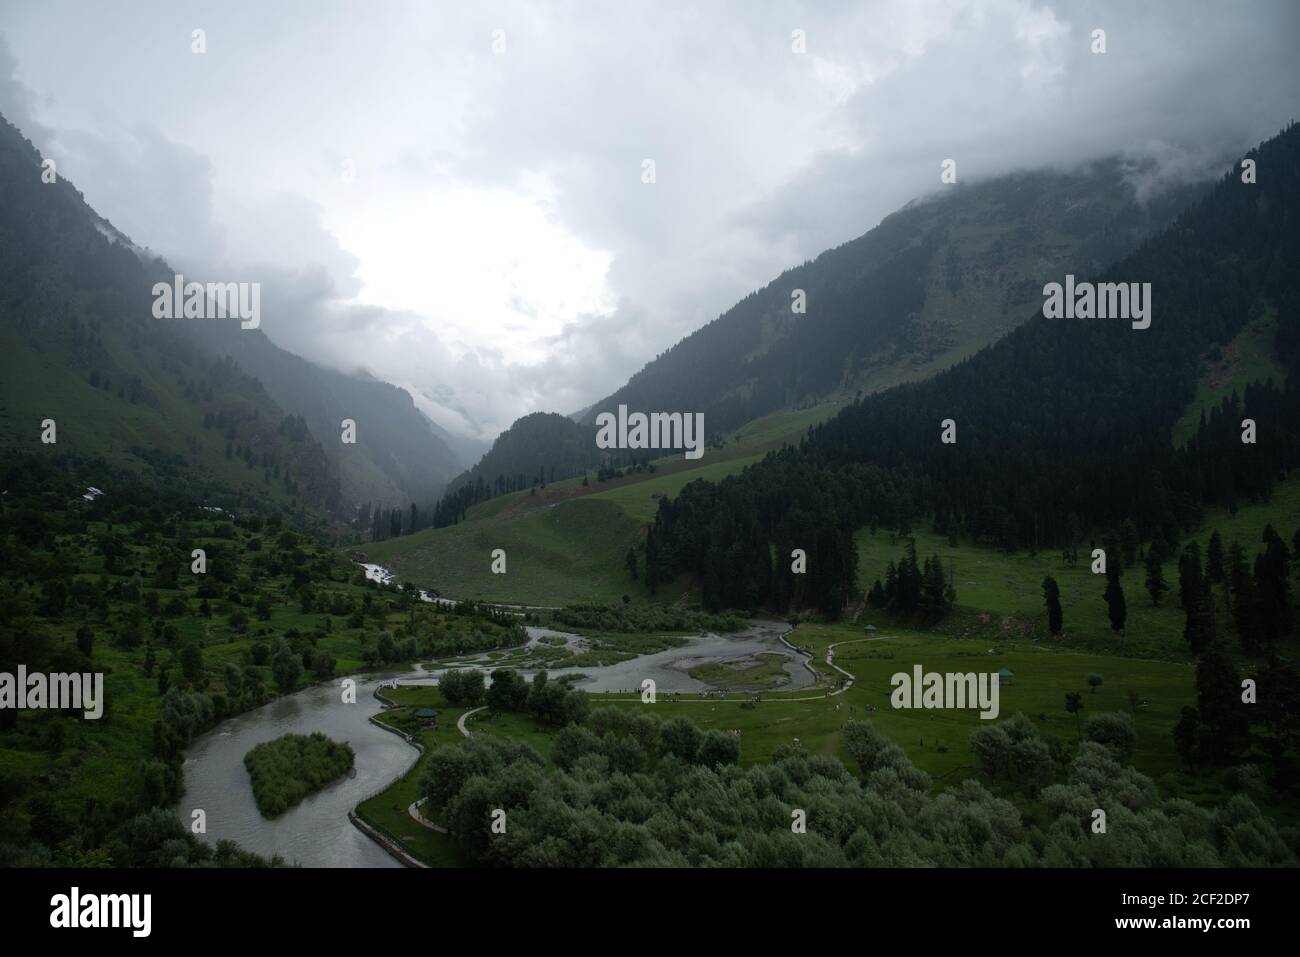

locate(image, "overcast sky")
[[2, 1, 1297, 439]]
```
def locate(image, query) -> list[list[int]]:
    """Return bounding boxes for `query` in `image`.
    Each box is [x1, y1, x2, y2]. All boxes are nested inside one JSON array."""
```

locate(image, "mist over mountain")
[[646, 123, 1300, 614], [177, 322, 462, 508], [441, 158, 1212, 511], [583, 159, 1212, 436], [0, 112, 460, 516]]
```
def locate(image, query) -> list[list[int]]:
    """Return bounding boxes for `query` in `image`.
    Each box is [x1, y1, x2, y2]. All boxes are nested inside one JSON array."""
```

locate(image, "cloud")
[[0, 0, 1296, 441]]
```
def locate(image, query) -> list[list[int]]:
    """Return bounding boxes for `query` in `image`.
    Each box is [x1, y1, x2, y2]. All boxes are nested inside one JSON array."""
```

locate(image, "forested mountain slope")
[[0, 115, 340, 515], [433, 159, 1208, 527], [647, 124, 1300, 614], [584, 159, 1209, 436]]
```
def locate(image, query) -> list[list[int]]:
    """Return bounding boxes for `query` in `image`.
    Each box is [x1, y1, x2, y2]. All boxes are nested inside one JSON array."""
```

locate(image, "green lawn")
[[353, 686, 467, 868]]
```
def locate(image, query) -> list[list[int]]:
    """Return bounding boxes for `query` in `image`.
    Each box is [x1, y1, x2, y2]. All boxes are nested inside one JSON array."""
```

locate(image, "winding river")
[[178, 566, 809, 867]]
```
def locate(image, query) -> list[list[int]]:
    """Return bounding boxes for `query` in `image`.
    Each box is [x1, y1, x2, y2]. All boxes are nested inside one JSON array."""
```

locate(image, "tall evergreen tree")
[[1256, 525, 1295, 646], [1206, 529, 1225, 583], [1144, 551, 1168, 606], [1103, 563, 1127, 633], [1042, 575, 1062, 635], [1178, 541, 1207, 611], [1193, 643, 1250, 765]]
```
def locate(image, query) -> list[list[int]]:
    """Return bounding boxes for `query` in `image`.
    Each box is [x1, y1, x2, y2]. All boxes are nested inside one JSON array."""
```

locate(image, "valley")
[[2, 106, 1297, 873]]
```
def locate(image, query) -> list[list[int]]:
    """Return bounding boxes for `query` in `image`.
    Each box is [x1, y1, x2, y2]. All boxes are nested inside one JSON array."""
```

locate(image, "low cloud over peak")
[[1, 1, 1295, 439]]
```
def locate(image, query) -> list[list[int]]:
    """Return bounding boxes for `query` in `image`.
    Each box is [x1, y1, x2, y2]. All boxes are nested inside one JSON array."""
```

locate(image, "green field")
[[360, 398, 849, 603], [365, 497, 659, 606], [856, 472, 1300, 658]]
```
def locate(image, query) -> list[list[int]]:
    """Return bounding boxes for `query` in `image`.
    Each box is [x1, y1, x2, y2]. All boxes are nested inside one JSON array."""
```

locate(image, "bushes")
[[483, 669, 589, 726], [439, 668, 486, 707], [243, 732, 354, 818], [1084, 711, 1137, 758], [420, 715, 1296, 868], [969, 713, 1055, 789]]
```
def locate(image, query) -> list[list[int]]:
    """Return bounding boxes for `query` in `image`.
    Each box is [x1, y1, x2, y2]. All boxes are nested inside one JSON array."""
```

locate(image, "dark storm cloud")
[[0, 1, 1295, 438]]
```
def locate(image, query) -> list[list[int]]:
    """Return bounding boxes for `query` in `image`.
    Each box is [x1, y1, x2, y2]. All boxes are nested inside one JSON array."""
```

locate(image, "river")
[[178, 566, 810, 867]]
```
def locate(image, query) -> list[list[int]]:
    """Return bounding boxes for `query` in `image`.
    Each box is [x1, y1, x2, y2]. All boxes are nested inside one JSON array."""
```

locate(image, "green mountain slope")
[[0, 111, 462, 517], [0, 115, 339, 514], [584, 160, 1209, 435]]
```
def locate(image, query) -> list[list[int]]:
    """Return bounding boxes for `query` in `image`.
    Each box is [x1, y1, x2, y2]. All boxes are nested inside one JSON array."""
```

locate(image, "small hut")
[[998, 668, 1014, 686], [414, 708, 438, 728]]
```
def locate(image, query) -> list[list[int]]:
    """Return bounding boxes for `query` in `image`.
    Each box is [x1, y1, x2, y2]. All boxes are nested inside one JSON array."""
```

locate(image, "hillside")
[[428, 159, 1208, 534], [649, 123, 1300, 614], [179, 322, 461, 509], [583, 159, 1209, 436], [0, 111, 460, 517], [0, 115, 340, 516]]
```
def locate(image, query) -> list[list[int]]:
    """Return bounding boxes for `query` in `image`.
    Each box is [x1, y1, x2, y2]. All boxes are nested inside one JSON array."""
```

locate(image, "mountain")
[[646, 124, 1300, 614], [447, 412, 598, 492], [426, 417, 490, 472], [0, 114, 343, 515], [177, 322, 460, 509], [430, 158, 1212, 527], [0, 112, 458, 517], [584, 159, 1212, 436]]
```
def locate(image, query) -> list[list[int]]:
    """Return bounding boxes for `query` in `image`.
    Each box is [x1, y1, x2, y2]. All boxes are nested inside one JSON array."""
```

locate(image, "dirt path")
[[457, 705, 487, 737]]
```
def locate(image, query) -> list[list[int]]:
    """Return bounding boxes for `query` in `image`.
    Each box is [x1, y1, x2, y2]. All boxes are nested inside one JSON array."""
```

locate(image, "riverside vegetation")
[[0, 455, 524, 865], [243, 733, 355, 818]]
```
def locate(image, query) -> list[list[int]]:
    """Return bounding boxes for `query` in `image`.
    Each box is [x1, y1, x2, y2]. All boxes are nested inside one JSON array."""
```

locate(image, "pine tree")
[[1104, 563, 1127, 633], [1178, 542, 1207, 611], [920, 555, 947, 615], [1192, 643, 1250, 764], [1184, 593, 1216, 655], [1042, 575, 1063, 635], [644, 527, 659, 595], [1232, 551, 1262, 653], [1144, 552, 1168, 606], [1206, 529, 1225, 583], [1256, 525, 1295, 645]]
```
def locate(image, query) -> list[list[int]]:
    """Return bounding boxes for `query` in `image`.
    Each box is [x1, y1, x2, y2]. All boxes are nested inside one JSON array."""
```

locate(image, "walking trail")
[[405, 705, 487, 832]]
